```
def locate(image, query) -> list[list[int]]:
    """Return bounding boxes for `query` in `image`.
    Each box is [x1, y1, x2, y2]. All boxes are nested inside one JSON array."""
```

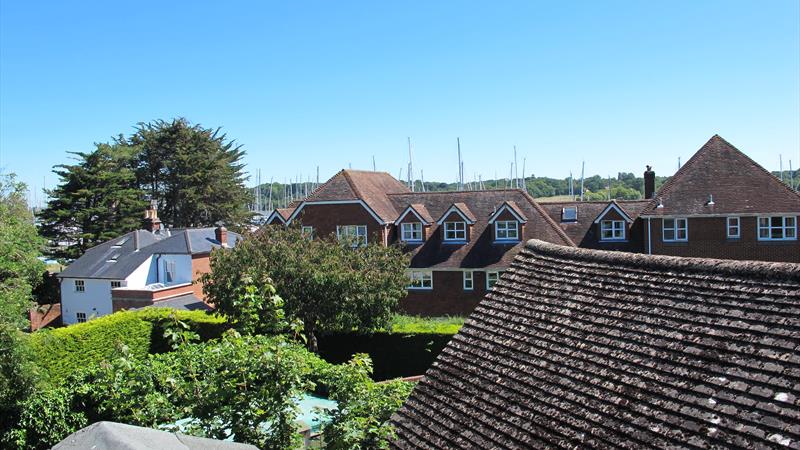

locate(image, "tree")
[[0, 173, 46, 327], [127, 118, 251, 228], [202, 226, 410, 352], [38, 144, 145, 260]]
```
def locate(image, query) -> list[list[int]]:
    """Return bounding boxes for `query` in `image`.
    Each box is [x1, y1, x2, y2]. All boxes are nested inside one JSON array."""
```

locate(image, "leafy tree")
[[202, 226, 410, 352], [0, 173, 46, 327], [127, 118, 251, 228], [0, 325, 41, 447], [38, 144, 145, 260]]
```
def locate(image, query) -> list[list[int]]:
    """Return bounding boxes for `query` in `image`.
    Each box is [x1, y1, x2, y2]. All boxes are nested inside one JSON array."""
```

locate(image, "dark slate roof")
[[58, 228, 241, 280], [392, 239, 800, 449], [641, 135, 800, 216], [540, 200, 650, 249], [145, 294, 211, 311], [53, 421, 257, 450], [388, 190, 575, 269]]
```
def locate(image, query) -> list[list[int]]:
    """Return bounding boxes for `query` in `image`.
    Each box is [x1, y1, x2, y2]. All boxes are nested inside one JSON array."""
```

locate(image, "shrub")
[[29, 309, 227, 382]]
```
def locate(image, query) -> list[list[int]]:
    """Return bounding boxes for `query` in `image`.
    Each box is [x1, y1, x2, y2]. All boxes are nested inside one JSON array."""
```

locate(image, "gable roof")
[[388, 190, 574, 269], [290, 170, 411, 223], [488, 201, 528, 224], [58, 228, 241, 280], [392, 239, 800, 449], [394, 204, 435, 225], [436, 202, 477, 225], [641, 135, 800, 216], [540, 200, 650, 248], [592, 200, 634, 223]]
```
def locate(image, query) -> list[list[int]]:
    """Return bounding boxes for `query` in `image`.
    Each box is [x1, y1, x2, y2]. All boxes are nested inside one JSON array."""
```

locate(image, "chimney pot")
[[644, 166, 656, 199], [142, 201, 162, 232], [215, 226, 228, 247]]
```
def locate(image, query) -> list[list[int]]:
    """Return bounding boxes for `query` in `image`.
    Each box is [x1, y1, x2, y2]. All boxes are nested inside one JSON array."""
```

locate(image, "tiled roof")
[[541, 200, 650, 248], [641, 135, 800, 216], [392, 239, 800, 449], [58, 228, 241, 280], [388, 190, 574, 269]]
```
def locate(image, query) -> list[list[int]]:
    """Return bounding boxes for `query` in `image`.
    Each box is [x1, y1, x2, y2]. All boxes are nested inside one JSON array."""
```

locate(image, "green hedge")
[[319, 315, 464, 380], [29, 309, 228, 382]]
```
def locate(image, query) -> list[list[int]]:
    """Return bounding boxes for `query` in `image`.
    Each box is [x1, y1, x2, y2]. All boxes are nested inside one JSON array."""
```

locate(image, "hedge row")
[[29, 309, 228, 382]]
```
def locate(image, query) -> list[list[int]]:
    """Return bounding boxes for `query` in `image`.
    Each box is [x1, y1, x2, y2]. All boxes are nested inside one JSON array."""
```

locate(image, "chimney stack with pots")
[[142, 200, 162, 233], [644, 165, 656, 199], [215, 225, 228, 247]]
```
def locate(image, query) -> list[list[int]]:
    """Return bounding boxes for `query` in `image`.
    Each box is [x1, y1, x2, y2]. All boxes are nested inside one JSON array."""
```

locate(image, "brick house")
[[544, 135, 799, 262], [57, 203, 240, 324], [267, 170, 573, 315]]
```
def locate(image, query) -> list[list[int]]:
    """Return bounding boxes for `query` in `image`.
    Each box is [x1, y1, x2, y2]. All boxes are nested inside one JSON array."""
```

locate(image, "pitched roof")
[[540, 200, 650, 248], [395, 204, 435, 225], [392, 239, 800, 449], [388, 190, 574, 269], [58, 228, 241, 280], [641, 135, 800, 216]]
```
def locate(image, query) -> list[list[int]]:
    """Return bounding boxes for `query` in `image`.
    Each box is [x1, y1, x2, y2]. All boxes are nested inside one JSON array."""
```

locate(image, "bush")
[[29, 309, 227, 382]]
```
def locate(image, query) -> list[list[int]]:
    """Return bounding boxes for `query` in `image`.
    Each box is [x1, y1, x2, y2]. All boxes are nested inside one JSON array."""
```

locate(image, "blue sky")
[[1, 1, 798, 202]]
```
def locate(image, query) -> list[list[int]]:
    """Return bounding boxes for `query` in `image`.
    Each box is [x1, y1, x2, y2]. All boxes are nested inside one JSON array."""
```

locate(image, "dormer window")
[[562, 207, 577, 222], [401, 222, 423, 242], [444, 221, 466, 241], [600, 220, 625, 241], [495, 220, 519, 241]]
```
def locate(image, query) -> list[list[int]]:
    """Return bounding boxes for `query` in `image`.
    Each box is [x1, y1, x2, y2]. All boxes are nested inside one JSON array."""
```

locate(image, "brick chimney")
[[215, 225, 228, 247], [142, 200, 162, 232], [644, 165, 656, 199]]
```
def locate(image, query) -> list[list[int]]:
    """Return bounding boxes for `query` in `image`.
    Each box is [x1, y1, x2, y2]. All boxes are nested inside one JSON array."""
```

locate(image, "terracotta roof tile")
[[392, 240, 800, 449], [302, 170, 410, 222], [540, 200, 650, 249], [641, 135, 800, 216]]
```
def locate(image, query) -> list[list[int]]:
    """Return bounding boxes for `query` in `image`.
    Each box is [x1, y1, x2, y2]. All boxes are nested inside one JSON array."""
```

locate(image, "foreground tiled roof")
[[641, 135, 800, 216], [540, 200, 650, 248], [388, 190, 574, 269], [392, 239, 800, 449]]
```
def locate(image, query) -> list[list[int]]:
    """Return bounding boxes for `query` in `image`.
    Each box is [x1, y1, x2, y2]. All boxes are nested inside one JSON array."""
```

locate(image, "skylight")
[[562, 207, 577, 222]]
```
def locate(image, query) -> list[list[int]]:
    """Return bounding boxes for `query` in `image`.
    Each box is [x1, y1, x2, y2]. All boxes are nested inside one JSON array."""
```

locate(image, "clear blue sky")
[[1, 0, 798, 203]]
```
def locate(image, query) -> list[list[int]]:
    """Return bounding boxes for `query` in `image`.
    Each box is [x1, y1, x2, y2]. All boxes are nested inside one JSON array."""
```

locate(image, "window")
[[164, 260, 176, 283], [495, 221, 519, 241], [110, 281, 121, 289], [301, 226, 314, 240], [444, 221, 466, 241], [74, 280, 85, 293], [463, 271, 474, 290], [727, 217, 740, 239], [401, 222, 423, 242], [407, 270, 433, 289], [337, 225, 368, 246], [663, 218, 688, 242], [486, 271, 503, 290], [758, 216, 797, 241], [562, 206, 577, 222], [76, 312, 87, 323], [600, 220, 625, 241]]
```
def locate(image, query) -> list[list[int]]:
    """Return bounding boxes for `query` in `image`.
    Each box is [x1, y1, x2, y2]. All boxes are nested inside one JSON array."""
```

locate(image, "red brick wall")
[[400, 270, 495, 316], [646, 216, 800, 262], [191, 254, 211, 300], [295, 203, 385, 244]]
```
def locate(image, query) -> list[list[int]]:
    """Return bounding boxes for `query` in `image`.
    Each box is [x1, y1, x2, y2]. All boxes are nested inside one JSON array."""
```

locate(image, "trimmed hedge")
[[29, 309, 228, 382], [319, 315, 464, 380]]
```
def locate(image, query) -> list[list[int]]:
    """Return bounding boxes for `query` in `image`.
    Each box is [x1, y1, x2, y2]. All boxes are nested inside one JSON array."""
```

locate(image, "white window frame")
[[110, 281, 122, 289], [600, 220, 625, 241], [494, 220, 519, 241], [76, 312, 87, 323], [301, 226, 314, 239], [662, 218, 688, 242], [463, 271, 474, 290], [74, 280, 85, 293], [727, 217, 740, 239], [336, 225, 368, 246], [401, 222, 423, 242], [757, 216, 797, 241], [443, 221, 466, 241], [406, 270, 433, 290], [562, 206, 577, 222], [164, 260, 176, 283], [486, 271, 502, 290]]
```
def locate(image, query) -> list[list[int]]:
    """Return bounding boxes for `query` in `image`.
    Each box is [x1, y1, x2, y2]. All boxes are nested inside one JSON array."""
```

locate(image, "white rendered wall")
[[126, 256, 156, 287], [155, 254, 192, 284], [60, 278, 116, 325]]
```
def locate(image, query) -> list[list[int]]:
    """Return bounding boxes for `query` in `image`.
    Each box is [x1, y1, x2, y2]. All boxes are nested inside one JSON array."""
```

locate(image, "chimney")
[[142, 200, 162, 232], [644, 165, 656, 199], [215, 225, 228, 247]]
